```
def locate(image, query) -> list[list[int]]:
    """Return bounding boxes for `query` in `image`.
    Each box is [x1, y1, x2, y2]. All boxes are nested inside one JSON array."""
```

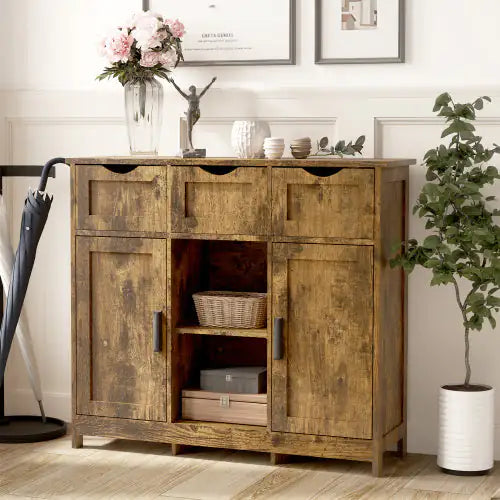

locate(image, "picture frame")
[[144, 0, 296, 66], [315, 0, 405, 64]]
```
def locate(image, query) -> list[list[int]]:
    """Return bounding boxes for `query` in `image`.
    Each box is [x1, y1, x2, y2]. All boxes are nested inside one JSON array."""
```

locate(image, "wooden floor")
[[0, 435, 499, 499]]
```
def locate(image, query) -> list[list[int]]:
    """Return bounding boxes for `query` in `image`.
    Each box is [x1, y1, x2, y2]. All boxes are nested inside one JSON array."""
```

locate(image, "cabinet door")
[[76, 237, 167, 421], [272, 243, 373, 439]]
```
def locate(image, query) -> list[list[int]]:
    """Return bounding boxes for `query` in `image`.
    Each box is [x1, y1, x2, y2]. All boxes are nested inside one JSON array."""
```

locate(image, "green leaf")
[[434, 92, 452, 112], [468, 293, 484, 305], [486, 166, 499, 178], [426, 170, 438, 181], [423, 235, 441, 249], [486, 296, 500, 307], [424, 259, 441, 268], [319, 137, 329, 149], [355, 135, 366, 146]]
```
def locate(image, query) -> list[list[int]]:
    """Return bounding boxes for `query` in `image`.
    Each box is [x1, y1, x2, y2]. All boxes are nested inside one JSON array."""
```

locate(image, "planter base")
[[439, 466, 491, 476]]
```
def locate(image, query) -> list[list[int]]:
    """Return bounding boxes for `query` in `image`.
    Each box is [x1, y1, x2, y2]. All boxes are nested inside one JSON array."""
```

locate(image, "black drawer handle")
[[273, 317, 284, 360], [153, 311, 163, 353], [199, 165, 238, 175], [103, 165, 139, 174], [302, 167, 344, 177]]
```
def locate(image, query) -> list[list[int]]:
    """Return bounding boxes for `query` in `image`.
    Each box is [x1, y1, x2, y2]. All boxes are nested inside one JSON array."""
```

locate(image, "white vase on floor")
[[231, 121, 271, 159], [437, 384, 494, 475]]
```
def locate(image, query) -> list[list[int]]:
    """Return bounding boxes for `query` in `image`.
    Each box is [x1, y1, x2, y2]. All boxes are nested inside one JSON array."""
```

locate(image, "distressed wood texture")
[[272, 167, 374, 240], [75, 164, 167, 232], [272, 243, 373, 439], [70, 156, 415, 168], [372, 166, 410, 476], [380, 167, 409, 449], [169, 166, 270, 235], [75, 236, 167, 421], [73, 414, 374, 461], [176, 325, 268, 338], [69, 158, 412, 477]]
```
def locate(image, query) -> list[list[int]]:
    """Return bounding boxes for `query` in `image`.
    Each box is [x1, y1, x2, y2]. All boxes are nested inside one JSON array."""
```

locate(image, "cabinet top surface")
[[68, 156, 416, 168]]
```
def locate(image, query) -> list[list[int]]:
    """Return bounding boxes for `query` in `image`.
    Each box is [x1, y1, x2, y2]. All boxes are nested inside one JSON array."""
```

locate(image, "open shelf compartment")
[[170, 239, 269, 425], [171, 239, 268, 333]]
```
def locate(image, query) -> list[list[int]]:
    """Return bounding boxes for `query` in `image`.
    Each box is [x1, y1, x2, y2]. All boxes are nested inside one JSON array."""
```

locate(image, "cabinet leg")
[[372, 442, 385, 477], [397, 435, 407, 458], [72, 430, 83, 449], [270, 453, 290, 466], [171, 443, 190, 456]]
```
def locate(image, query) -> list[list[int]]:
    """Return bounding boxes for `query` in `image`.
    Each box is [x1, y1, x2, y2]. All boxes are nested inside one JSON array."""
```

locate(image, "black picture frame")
[[315, 0, 405, 64], [143, 0, 296, 66]]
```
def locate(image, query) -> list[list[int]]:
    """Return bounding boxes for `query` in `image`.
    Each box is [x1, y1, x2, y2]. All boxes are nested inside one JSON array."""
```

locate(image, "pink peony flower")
[[140, 51, 160, 67], [103, 29, 134, 63], [166, 19, 185, 38], [158, 49, 177, 70], [132, 11, 162, 50]]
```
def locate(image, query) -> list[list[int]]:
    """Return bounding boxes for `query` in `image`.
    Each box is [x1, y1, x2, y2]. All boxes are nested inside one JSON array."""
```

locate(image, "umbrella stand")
[[0, 161, 66, 443]]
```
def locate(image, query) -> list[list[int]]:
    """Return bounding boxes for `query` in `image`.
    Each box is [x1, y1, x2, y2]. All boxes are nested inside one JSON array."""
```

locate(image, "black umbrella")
[[0, 157, 65, 421]]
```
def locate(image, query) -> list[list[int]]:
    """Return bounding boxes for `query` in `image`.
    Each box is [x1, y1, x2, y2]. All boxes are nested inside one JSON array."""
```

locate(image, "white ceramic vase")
[[438, 385, 494, 474], [231, 121, 271, 159]]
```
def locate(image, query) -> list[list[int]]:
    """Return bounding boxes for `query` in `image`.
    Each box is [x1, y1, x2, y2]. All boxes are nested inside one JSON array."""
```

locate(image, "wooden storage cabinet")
[[70, 157, 413, 477]]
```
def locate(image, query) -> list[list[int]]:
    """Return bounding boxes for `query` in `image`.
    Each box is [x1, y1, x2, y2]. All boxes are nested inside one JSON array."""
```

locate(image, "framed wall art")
[[144, 0, 296, 66], [315, 0, 405, 64]]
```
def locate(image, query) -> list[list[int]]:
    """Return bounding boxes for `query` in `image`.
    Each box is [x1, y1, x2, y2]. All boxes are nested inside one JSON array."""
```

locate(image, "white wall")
[[1, 0, 500, 458], [2, 0, 500, 91]]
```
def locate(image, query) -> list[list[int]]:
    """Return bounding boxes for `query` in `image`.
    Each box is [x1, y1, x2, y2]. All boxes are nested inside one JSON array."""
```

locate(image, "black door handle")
[[153, 311, 162, 353], [273, 317, 284, 360]]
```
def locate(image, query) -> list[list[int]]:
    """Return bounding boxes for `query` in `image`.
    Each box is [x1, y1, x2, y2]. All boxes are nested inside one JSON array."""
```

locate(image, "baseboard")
[[4, 388, 71, 421]]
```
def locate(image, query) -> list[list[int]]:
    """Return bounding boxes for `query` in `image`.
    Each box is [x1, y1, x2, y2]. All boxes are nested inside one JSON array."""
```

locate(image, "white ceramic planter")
[[231, 121, 271, 159], [438, 385, 494, 474]]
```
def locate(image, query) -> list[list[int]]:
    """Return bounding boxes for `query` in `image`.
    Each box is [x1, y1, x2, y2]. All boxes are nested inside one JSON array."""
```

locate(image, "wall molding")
[[374, 116, 500, 157], [5, 116, 124, 164]]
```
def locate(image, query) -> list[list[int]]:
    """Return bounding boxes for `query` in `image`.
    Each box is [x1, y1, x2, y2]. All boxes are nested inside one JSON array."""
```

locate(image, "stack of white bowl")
[[290, 138, 312, 159], [264, 138, 285, 159]]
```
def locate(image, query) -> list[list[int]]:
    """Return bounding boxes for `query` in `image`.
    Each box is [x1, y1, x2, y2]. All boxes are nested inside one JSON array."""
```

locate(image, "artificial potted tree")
[[392, 93, 500, 475]]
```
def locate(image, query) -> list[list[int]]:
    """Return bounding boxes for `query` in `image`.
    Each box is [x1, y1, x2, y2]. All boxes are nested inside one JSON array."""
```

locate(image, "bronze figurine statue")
[[170, 77, 217, 157]]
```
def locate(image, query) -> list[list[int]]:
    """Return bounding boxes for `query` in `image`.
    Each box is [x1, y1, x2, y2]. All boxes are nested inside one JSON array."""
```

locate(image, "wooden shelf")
[[175, 325, 268, 339]]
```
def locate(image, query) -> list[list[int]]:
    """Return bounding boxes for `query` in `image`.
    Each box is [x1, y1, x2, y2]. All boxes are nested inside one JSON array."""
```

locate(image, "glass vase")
[[124, 77, 164, 155]]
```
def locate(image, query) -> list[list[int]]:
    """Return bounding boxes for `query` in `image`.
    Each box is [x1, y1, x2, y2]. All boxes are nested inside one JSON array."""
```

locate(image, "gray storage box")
[[200, 366, 267, 394]]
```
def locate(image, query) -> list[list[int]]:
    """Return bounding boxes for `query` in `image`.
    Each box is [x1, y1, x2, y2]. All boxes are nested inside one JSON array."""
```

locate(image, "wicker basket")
[[193, 291, 267, 329]]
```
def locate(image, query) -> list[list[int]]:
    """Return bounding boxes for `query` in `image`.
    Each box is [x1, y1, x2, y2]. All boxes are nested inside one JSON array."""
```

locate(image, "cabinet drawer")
[[170, 166, 269, 235], [75, 165, 167, 232], [272, 168, 374, 240], [182, 390, 267, 426]]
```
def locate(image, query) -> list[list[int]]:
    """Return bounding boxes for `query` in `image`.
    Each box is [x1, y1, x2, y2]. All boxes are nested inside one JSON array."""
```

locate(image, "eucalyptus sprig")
[[391, 93, 500, 387], [314, 136, 365, 157]]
